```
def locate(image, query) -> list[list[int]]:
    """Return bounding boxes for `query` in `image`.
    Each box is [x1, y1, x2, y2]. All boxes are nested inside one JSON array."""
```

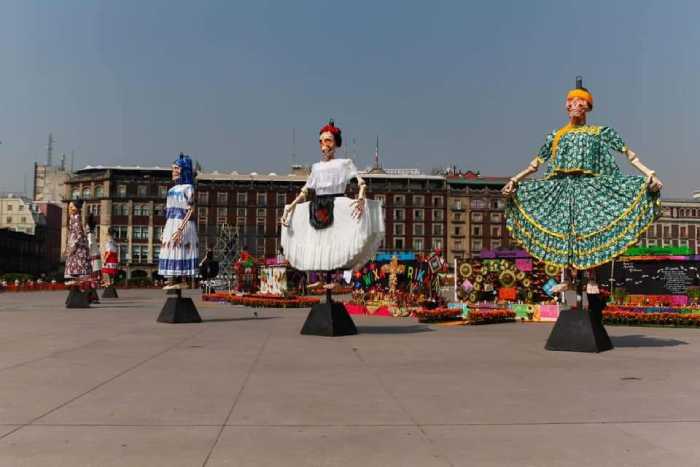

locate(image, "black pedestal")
[[300, 289, 357, 337], [102, 285, 119, 299], [87, 288, 100, 303], [65, 286, 90, 308], [545, 295, 612, 353], [157, 289, 202, 323]]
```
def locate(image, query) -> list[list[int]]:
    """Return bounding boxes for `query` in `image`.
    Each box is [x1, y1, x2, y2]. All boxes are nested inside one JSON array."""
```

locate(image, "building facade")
[[637, 198, 700, 252], [446, 173, 511, 264], [65, 166, 173, 278]]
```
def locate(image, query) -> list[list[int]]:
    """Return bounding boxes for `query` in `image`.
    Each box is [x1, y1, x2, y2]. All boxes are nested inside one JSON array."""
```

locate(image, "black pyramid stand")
[[87, 288, 100, 303], [102, 285, 119, 299], [300, 288, 358, 337], [157, 289, 202, 323], [545, 281, 613, 353], [65, 286, 90, 308]]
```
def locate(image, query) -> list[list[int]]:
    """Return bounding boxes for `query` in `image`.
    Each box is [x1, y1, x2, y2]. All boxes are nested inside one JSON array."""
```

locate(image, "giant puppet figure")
[[280, 119, 385, 276], [503, 77, 662, 300], [158, 153, 199, 289]]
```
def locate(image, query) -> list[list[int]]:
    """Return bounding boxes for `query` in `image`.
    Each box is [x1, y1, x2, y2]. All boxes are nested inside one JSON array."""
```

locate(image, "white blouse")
[[303, 158, 359, 195]]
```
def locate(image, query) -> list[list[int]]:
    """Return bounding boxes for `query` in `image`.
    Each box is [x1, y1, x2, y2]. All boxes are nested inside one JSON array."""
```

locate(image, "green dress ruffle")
[[506, 125, 660, 270]]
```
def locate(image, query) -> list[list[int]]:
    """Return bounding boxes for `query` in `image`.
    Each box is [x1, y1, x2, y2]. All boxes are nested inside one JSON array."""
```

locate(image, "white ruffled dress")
[[281, 158, 385, 271]]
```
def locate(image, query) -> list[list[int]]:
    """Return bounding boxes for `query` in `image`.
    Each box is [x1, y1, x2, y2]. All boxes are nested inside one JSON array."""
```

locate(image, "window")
[[454, 240, 463, 251], [374, 194, 386, 205], [472, 213, 483, 223], [471, 239, 483, 251], [471, 199, 486, 209], [394, 223, 405, 236], [137, 185, 148, 197], [198, 192, 209, 204], [454, 226, 462, 236], [159, 185, 168, 197], [237, 193, 247, 205], [256, 238, 266, 257], [118, 244, 128, 262], [112, 203, 129, 217], [6, 205, 12, 211], [117, 185, 127, 198], [71, 188, 80, 199], [491, 239, 502, 249], [432, 238, 443, 250], [393, 195, 405, 206], [18, 205, 24, 211], [133, 204, 144, 216], [663, 225, 670, 238], [5, 216, 11, 223], [133, 226, 149, 241], [256, 219, 266, 235], [413, 209, 425, 221], [132, 245, 148, 263], [95, 186, 104, 198], [413, 195, 425, 206], [217, 207, 228, 225], [680, 239, 689, 247], [394, 209, 405, 221], [490, 212, 502, 223], [154, 226, 164, 242], [154, 204, 165, 216], [433, 210, 444, 221], [454, 212, 462, 221], [432, 224, 444, 236], [414, 223, 424, 236], [491, 226, 502, 238], [257, 193, 267, 206], [88, 204, 100, 216], [681, 226, 688, 238], [217, 192, 229, 205], [256, 208, 267, 218], [153, 245, 161, 260], [432, 196, 443, 207], [237, 208, 247, 218], [277, 193, 287, 206], [472, 225, 482, 237], [82, 187, 92, 199], [198, 207, 208, 224], [452, 200, 464, 210], [394, 237, 405, 249], [113, 225, 128, 240], [413, 238, 424, 251], [20, 217, 26, 223]]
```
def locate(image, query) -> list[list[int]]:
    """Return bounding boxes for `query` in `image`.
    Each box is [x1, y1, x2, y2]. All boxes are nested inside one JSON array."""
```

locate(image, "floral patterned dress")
[[506, 124, 660, 270], [64, 214, 92, 278]]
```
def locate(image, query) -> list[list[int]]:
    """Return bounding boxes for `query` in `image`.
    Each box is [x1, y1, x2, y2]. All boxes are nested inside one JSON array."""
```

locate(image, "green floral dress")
[[505, 124, 660, 270]]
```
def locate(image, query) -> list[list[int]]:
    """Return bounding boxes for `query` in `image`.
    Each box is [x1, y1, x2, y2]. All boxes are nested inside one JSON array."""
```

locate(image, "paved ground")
[[0, 289, 698, 466]]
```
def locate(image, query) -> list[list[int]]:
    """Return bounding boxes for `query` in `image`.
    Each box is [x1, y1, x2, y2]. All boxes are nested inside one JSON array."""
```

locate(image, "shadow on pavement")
[[202, 317, 279, 323], [357, 325, 433, 335], [611, 334, 688, 348]]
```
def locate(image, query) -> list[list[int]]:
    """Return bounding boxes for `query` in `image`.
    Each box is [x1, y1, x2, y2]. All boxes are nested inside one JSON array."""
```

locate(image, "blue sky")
[[1, 0, 698, 197]]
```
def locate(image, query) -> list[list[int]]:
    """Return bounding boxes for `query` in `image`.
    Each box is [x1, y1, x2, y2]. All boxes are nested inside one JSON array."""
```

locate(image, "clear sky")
[[0, 0, 698, 197]]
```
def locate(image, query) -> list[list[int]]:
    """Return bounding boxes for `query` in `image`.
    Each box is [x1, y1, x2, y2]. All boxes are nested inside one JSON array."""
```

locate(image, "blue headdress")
[[174, 153, 195, 185]]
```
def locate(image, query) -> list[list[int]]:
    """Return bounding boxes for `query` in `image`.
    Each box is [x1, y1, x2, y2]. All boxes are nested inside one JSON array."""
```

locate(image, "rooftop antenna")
[[292, 128, 297, 164], [70, 150, 75, 172], [47, 133, 54, 166]]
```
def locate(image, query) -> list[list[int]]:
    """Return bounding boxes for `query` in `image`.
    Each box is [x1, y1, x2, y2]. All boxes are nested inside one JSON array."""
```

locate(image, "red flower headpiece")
[[319, 119, 341, 136]]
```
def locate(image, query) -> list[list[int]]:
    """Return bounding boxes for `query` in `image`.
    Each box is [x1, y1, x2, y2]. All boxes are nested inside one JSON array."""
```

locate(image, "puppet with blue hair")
[[159, 153, 200, 289]]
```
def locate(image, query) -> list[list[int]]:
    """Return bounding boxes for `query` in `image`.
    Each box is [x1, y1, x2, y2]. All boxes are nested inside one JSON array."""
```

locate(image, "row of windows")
[[390, 209, 444, 222], [2, 204, 26, 212], [4, 216, 29, 224], [72, 184, 171, 200], [392, 223, 444, 236]]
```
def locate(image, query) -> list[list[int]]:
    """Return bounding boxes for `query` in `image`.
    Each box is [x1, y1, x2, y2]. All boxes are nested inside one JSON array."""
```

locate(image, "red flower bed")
[[308, 286, 353, 296], [414, 307, 462, 322], [468, 309, 516, 325], [228, 294, 320, 308], [603, 311, 700, 327]]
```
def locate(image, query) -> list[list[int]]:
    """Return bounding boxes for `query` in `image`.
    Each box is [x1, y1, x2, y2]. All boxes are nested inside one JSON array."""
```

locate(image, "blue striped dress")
[[158, 184, 199, 277]]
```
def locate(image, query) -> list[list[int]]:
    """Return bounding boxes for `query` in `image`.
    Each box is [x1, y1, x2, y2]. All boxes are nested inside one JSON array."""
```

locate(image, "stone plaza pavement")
[[0, 289, 699, 466]]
